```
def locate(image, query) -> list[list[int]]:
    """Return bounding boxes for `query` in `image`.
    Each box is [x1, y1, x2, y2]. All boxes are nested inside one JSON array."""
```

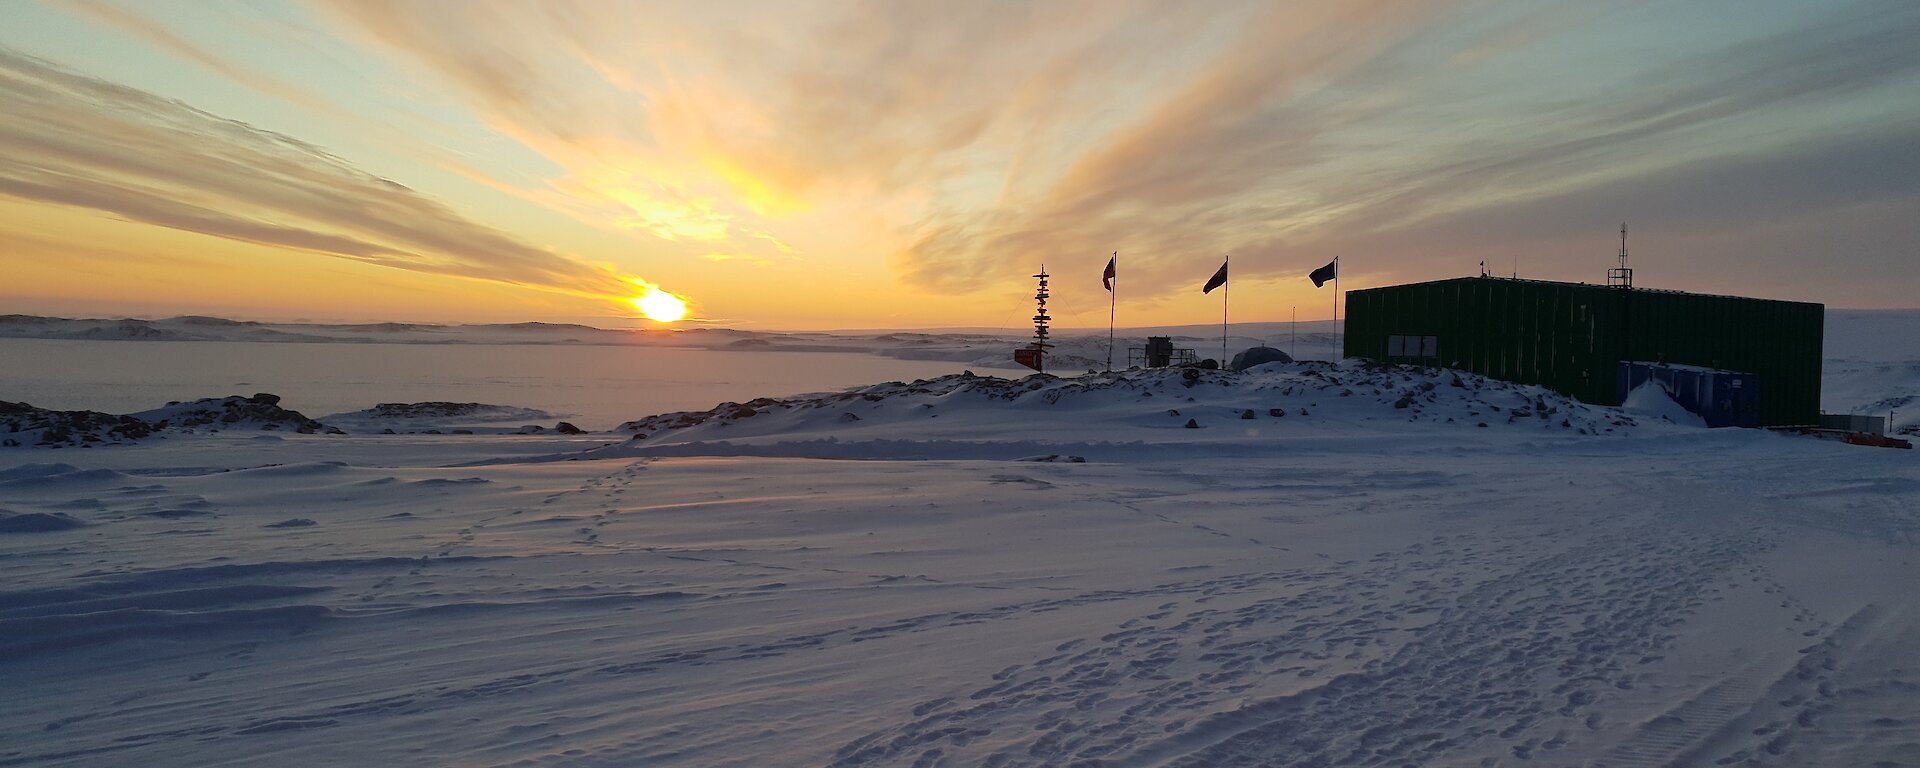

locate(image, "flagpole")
[[1332, 256, 1340, 361], [1107, 252, 1116, 372], [1221, 254, 1229, 366]]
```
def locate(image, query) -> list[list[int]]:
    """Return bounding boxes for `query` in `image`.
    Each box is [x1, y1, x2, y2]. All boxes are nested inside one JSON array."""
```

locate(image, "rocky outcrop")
[[131, 394, 340, 434], [1229, 346, 1293, 371], [318, 402, 558, 434], [363, 402, 517, 419], [3, 393, 343, 448], [1, 401, 155, 447]]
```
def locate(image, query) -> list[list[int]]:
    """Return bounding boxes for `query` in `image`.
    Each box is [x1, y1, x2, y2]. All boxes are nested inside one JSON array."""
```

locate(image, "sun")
[[631, 286, 688, 322]]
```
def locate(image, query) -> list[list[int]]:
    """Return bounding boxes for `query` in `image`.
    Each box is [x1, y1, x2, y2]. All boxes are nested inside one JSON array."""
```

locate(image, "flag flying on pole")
[[1308, 258, 1338, 288], [1102, 255, 1116, 291], [1202, 260, 1228, 294]]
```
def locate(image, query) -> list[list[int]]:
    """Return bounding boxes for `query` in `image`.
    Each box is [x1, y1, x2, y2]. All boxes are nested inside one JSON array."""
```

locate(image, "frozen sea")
[[0, 339, 974, 429]]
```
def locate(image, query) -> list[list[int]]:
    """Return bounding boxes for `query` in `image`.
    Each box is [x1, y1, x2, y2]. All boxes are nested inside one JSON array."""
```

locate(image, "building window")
[[1387, 335, 1439, 361]]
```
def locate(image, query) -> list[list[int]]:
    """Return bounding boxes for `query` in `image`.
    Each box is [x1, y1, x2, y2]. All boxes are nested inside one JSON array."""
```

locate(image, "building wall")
[[1343, 277, 1823, 426]]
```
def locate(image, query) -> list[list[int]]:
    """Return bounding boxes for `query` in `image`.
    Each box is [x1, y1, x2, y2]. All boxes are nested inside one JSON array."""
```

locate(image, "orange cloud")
[[0, 47, 663, 306]]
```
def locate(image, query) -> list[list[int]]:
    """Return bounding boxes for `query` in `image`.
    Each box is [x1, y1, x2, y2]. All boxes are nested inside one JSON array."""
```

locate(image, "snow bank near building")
[[1620, 379, 1709, 427]]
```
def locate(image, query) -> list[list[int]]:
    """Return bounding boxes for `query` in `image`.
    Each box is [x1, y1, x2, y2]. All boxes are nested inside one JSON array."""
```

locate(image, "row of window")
[[1387, 335, 1439, 359]]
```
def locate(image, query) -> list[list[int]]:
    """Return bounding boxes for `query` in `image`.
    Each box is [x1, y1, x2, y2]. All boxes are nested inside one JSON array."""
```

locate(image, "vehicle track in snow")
[[828, 475, 1776, 767]]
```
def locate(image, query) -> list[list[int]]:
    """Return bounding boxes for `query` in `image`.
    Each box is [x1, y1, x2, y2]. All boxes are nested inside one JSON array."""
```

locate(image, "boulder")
[[1229, 346, 1293, 371]]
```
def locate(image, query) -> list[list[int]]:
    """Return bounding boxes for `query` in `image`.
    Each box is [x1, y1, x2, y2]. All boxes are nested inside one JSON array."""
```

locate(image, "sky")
[[1, 0, 1916, 330]]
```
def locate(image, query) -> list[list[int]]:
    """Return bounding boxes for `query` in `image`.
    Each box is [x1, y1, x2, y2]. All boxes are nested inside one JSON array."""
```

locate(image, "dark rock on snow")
[[1229, 346, 1293, 371]]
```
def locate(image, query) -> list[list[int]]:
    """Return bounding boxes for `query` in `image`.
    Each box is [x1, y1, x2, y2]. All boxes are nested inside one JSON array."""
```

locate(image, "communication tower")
[[1608, 223, 1634, 289]]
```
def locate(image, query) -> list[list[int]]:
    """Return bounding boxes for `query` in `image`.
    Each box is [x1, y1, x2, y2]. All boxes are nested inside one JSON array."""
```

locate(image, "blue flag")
[[1309, 258, 1338, 288], [1202, 261, 1228, 294]]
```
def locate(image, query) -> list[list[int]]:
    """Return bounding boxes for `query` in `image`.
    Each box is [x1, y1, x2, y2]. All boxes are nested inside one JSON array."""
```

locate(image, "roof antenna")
[[1608, 222, 1633, 289]]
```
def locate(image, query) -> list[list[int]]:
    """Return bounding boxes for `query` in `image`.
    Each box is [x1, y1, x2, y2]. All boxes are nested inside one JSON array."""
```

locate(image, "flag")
[[1202, 260, 1228, 294], [1309, 258, 1338, 288], [1102, 254, 1116, 291]]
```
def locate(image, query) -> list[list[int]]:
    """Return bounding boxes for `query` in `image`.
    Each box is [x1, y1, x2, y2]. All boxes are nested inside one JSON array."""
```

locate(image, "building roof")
[[1348, 274, 1824, 309]]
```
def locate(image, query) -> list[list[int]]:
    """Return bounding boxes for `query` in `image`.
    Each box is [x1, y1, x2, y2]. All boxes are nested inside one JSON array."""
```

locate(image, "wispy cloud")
[[51, 0, 346, 118], [0, 47, 645, 299], [27, 0, 1915, 323]]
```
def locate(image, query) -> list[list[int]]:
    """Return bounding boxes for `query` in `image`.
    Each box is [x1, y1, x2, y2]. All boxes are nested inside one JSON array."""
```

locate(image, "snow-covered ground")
[[3, 324, 1918, 766]]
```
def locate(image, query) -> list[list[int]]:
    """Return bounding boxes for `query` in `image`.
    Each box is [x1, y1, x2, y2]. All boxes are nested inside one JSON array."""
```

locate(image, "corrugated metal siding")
[[1343, 277, 1823, 426]]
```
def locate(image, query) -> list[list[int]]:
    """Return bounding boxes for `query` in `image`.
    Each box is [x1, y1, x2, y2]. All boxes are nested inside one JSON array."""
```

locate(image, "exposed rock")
[[1241, 409, 1257, 419], [264, 518, 317, 528], [555, 422, 585, 434], [147, 508, 213, 519], [717, 403, 759, 419], [1269, 408, 1286, 417], [320, 402, 556, 434], [1229, 346, 1293, 371], [1, 401, 155, 447], [131, 396, 340, 435], [365, 402, 514, 419], [1184, 418, 1200, 429]]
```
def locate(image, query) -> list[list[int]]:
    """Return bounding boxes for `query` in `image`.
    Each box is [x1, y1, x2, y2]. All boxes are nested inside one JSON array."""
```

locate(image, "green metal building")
[[1343, 276, 1824, 426]]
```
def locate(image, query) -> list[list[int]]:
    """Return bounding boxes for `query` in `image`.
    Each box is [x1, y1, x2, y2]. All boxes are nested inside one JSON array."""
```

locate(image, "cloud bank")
[[0, 47, 638, 300], [312, 0, 1920, 309]]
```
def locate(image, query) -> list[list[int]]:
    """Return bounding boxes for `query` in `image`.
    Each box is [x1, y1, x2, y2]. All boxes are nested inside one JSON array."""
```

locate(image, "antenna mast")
[[1608, 222, 1634, 289]]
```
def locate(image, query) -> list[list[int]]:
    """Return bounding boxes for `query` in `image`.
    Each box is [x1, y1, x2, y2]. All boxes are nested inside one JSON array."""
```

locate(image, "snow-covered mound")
[[130, 394, 339, 435], [1619, 380, 1709, 427], [603, 361, 1657, 460], [320, 402, 559, 434], [0, 507, 87, 532]]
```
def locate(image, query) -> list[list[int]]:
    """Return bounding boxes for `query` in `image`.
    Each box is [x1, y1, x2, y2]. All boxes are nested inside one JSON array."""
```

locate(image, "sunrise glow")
[[0, 2, 1913, 328], [631, 285, 689, 323]]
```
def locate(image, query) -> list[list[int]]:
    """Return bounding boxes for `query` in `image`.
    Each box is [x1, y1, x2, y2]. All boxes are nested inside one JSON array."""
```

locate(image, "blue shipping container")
[[1617, 362, 1760, 428]]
